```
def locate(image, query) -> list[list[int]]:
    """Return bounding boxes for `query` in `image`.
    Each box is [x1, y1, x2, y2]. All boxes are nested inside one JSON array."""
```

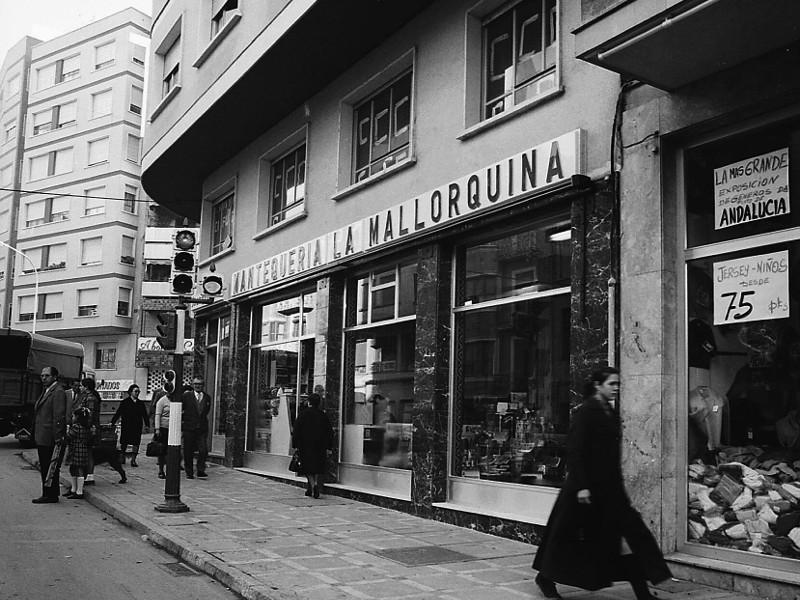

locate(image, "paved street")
[[15, 448, 771, 600]]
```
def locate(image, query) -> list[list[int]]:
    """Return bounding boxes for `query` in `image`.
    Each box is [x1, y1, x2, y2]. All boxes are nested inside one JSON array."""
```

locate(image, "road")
[[0, 436, 241, 600]]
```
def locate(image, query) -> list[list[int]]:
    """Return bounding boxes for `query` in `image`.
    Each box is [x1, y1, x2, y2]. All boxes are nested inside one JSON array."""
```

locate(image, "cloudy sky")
[[0, 1, 153, 63]]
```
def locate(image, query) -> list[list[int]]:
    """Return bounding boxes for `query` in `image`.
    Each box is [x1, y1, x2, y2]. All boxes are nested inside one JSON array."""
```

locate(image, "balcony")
[[574, 0, 800, 90]]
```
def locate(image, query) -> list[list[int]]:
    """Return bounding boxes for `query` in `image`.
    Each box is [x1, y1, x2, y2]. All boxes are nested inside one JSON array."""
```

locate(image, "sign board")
[[712, 250, 790, 325], [138, 337, 194, 352], [714, 148, 789, 229]]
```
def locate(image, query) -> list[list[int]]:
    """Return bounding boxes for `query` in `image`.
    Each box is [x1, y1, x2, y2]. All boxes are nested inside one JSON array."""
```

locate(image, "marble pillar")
[[226, 302, 250, 468], [412, 243, 452, 508]]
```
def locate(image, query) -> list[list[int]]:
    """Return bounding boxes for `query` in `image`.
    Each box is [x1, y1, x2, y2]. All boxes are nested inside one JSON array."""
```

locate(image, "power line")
[[0, 186, 153, 203]]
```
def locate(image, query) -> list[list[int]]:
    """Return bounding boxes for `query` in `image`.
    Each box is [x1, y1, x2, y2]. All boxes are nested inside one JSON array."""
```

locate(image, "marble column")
[[313, 275, 344, 482], [411, 243, 452, 508], [225, 302, 250, 468]]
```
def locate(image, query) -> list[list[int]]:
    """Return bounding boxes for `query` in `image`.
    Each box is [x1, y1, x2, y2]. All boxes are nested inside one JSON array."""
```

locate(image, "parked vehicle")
[[0, 328, 85, 445]]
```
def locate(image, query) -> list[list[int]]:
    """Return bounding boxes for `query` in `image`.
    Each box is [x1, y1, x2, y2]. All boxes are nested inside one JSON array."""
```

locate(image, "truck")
[[0, 328, 85, 446]]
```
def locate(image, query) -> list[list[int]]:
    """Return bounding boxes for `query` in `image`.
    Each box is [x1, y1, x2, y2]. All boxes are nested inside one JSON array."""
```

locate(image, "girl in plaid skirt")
[[64, 407, 92, 499]]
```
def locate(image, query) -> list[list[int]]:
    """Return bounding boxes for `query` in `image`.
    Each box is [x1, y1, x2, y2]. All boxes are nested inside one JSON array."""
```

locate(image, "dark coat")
[[292, 407, 334, 475], [65, 422, 91, 469], [33, 382, 67, 446], [181, 390, 211, 433], [532, 397, 671, 590], [111, 396, 149, 447]]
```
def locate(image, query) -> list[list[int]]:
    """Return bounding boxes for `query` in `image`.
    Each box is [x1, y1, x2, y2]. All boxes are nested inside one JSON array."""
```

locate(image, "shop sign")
[[96, 379, 133, 401], [138, 336, 194, 352], [713, 148, 789, 229], [231, 130, 583, 298], [712, 250, 790, 325]]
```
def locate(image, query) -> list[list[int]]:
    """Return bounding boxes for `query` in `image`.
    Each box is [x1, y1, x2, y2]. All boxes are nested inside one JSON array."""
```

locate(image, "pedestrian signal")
[[201, 274, 224, 297]]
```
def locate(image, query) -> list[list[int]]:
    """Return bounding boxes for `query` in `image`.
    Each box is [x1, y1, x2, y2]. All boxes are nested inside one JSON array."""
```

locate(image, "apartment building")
[[0, 9, 151, 396], [141, 1, 800, 597]]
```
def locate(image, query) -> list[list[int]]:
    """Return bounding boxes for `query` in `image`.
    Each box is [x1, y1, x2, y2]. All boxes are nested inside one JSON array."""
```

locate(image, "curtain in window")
[[81, 237, 102, 264], [53, 148, 73, 175], [88, 138, 109, 165], [92, 91, 112, 117]]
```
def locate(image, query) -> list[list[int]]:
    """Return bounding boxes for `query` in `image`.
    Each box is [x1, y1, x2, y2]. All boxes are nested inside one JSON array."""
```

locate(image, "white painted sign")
[[714, 148, 789, 229], [231, 130, 583, 298], [138, 337, 194, 352], [96, 379, 134, 401], [713, 250, 790, 325]]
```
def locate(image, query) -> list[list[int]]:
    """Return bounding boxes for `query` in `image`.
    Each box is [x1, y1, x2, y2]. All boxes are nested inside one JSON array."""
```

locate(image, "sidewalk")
[[24, 451, 759, 600]]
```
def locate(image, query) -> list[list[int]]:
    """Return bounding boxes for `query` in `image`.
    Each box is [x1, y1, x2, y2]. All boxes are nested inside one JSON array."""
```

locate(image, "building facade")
[[141, 1, 800, 597], [0, 9, 151, 406]]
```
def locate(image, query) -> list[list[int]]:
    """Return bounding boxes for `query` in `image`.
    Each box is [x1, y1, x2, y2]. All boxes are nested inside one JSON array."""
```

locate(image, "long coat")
[[33, 383, 67, 447], [111, 396, 149, 447], [532, 397, 671, 590], [181, 390, 211, 433], [65, 422, 91, 469], [292, 406, 334, 475]]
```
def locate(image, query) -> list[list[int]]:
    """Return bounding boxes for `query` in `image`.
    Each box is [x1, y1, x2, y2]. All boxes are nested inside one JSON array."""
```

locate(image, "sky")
[[0, 0, 153, 63]]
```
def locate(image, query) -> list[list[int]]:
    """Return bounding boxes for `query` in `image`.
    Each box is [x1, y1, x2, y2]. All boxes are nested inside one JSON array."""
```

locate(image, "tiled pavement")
[[22, 452, 768, 600]]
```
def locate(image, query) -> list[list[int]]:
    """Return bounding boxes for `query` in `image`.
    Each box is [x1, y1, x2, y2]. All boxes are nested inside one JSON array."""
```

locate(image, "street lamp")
[[0, 240, 39, 334]]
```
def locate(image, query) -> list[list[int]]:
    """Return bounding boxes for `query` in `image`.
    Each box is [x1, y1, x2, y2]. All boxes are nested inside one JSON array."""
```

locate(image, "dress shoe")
[[65, 491, 78, 499], [32, 496, 58, 504], [313, 485, 320, 499], [119, 476, 127, 484], [197, 471, 207, 478], [130, 459, 138, 467], [535, 574, 563, 600], [186, 474, 195, 479], [158, 471, 166, 479], [305, 484, 313, 497], [62, 489, 73, 497], [71, 494, 85, 500]]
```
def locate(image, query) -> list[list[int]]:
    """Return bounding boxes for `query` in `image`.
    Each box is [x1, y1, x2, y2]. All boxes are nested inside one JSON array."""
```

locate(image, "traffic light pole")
[[155, 302, 189, 513]]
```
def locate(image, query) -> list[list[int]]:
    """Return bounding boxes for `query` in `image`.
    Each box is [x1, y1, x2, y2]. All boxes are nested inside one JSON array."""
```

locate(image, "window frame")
[[209, 190, 235, 258], [28, 147, 74, 180], [4, 119, 16, 143], [151, 17, 183, 119], [117, 287, 132, 317], [95, 342, 117, 370], [87, 136, 110, 166], [123, 185, 138, 214], [126, 133, 141, 163], [121, 234, 136, 266], [94, 40, 116, 70], [84, 186, 106, 216], [77, 288, 100, 317], [90, 89, 113, 119], [80, 236, 103, 266], [129, 84, 144, 115]]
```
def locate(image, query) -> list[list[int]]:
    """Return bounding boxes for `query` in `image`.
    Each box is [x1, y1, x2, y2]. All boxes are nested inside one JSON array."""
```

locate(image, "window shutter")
[[211, 0, 226, 14], [26, 201, 46, 222], [30, 155, 49, 179], [88, 138, 109, 164], [130, 86, 143, 111], [122, 235, 135, 256], [58, 102, 77, 126], [85, 187, 105, 215], [44, 293, 63, 315], [163, 37, 181, 76], [53, 148, 73, 175], [95, 42, 115, 66], [19, 295, 35, 315], [126, 135, 140, 162], [48, 243, 67, 266], [37, 64, 56, 90], [131, 43, 146, 65], [81, 237, 102, 264], [78, 288, 99, 307], [92, 91, 112, 117], [50, 195, 70, 216], [32, 110, 51, 132], [62, 55, 80, 74]]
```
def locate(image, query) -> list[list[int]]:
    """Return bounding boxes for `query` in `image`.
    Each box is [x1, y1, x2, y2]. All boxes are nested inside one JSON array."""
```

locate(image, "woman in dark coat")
[[111, 384, 149, 467], [292, 393, 334, 498], [532, 367, 671, 600]]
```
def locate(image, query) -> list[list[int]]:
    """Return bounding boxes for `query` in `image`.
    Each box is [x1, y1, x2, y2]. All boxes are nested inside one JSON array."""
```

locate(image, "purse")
[[145, 439, 164, 457], [288, 449, 302, 472]]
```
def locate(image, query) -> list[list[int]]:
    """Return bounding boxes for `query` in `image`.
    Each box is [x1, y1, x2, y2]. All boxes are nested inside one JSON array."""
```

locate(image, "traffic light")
[[162, 369, 177, 397], [155, 312, 177, 350], [201, 274, 224, 297], [171, 229, 198, 295]]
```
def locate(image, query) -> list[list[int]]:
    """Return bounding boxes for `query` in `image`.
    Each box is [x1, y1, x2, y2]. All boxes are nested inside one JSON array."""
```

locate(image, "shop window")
[[248, 293, 317, 454], [683, 119, 800, 564], [452, 218, 571, 487], [342, 261, 417, 470], [352, 71, 412, 184], [210, 192, 234, 256]]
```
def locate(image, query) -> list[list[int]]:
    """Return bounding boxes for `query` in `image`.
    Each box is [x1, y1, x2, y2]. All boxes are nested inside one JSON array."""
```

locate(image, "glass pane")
[[461, 218, 570, 305], [247, 342, 299, 454], [453, 293, 570, 485], [398, 262, 417, 317], [343, 320, 415, 470], [685, 241, 800, 562], [685, 118, 800, 248]]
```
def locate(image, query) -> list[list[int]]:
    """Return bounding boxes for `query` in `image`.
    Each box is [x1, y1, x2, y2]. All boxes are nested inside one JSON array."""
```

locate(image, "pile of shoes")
[[688, 446, 800, 558]]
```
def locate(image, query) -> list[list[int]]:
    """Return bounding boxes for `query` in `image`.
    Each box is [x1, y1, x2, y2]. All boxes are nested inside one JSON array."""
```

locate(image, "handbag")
[[288, 449, 302, 472], [145, 438, 164, 457]]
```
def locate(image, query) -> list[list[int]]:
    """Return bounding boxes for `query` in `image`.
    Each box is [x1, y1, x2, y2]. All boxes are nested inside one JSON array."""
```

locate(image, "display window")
[[683, 118, 800, 564], [247, 291, 317, 454], [342, 261, 416, 470], [451, 216, 571, 487], [206, 315, 230, 456]]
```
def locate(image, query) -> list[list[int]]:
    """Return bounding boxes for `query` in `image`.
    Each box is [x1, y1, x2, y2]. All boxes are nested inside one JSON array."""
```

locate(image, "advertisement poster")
[[713, 250, 790, 325], [713, 148, 789, 229]]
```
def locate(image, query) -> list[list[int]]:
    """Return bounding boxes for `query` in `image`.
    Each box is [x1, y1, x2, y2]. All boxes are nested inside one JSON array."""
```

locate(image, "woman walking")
[[292, 393, 334, 498], [153, 390, 171, 478], [111, 384, 149, 467], [532, 366, 671, 600]]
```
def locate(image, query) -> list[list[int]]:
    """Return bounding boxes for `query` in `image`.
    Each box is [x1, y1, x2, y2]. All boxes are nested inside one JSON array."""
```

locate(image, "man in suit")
[[32, 366, 68, 503], [182, 377, 211, 479]]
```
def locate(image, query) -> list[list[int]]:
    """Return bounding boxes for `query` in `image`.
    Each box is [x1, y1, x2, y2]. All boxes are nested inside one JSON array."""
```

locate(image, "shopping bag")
[[288, 450, 302, 473], [145, 439, 164, 457]]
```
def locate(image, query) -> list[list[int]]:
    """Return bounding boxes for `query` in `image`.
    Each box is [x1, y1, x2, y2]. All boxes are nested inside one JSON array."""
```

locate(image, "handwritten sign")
[[713, 250, 790, 325], [138, 337, 194, 352], [714, 148, 789, 229]]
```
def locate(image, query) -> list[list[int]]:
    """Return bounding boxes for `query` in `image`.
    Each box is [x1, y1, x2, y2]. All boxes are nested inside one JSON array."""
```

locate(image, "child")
[[63, 407, 92, 499]]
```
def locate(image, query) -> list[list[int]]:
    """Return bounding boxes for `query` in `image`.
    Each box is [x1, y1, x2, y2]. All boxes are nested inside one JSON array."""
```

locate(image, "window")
[[210, 193, 233, 255], [451, 218, 571, 487], [84, 186, 106, 216], [129, 85, 143, 115], [24, 197, 70, 227], [123, 185, 138, 213], [131, 43, 146, 67], [117, 288, 132, 317], [0, 164, 11, 185], [162, 36, 181, 98], [126, 134, 140, 163], [22, 243, 67, 272], [145, 263, 171, 282], [212, 0, 238, 37], [38, 55, 81, 90], [95, 343, 116, 370], [20, 292, 63, 321], [29, 147, 73, 179], [32, 101, 77, 135], [352, 71, 412, 184], [4, 120, 16, 143], [94, 41, 115, 70], [91, 90, 112, 118], [81, 237, 103, 266], [121, 235, 135, 265], [482, 0, 557, 120], [77, 288, 99, 316], [88, 137, 110, 165], [5, 74, 20, 97], [0, 210, 8, 234], [341, 262, 417, 471], [269, 144, 306, 226]]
